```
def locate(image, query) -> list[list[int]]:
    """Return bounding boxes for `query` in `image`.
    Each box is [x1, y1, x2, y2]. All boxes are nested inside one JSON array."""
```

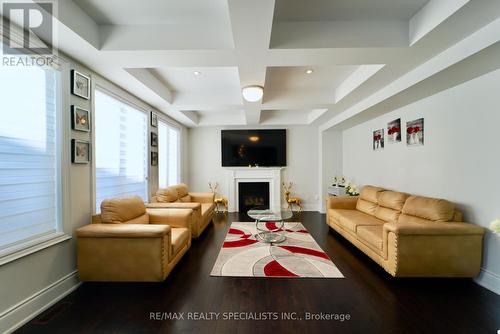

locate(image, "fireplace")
[[238, 182, 270, 212]]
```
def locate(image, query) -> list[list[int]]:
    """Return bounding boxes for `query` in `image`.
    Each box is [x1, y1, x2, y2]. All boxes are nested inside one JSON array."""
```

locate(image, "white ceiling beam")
[[99, 24, 233, 50], [319, 16, 500, 131], [228, 0, 276, 125], [334, 65, 385, 103], [178, 110, 199, 126], [410, 0, 470, 46], [270, 21, 409, 49], [125, 68, 173, 104]]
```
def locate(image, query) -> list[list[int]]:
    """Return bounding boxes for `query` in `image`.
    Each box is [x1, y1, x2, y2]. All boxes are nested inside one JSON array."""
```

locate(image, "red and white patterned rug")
[[210, 222, 344, 278]]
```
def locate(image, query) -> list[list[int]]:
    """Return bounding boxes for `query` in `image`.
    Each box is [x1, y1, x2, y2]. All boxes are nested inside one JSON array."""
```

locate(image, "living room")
[[0, 0, 499, 333]]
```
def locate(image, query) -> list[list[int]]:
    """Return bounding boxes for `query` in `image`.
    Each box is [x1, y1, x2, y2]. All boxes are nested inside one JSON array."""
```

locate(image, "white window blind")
[[0, 65, 61, 250], [158, 120, 180, 188], [94, 89, 148, 212]]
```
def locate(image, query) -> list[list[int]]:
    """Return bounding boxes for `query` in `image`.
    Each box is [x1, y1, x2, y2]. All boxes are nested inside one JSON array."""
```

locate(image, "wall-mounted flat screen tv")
[[221, 129, 286, 167]]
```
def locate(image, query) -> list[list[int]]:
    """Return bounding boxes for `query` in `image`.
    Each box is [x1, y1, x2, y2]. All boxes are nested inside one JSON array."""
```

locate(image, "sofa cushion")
[[378, 191, 409, 211], [100, 196, 147, 224], [357, 225, 383, 251], [359, 185, 385, 203], [156, 187, 178, 203], [170, 227, 190, 256], [375, 206, 400, 223], [402, 196, 455, 222], [356, 199, 378, 216], [332, 209, 385, 234]]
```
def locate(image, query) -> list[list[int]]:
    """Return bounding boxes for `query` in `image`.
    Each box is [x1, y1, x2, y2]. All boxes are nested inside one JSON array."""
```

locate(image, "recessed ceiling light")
[[193, 71, 201, 76], [242, 85, 264, 102], [305, 69, 313, 74], [249, 136, 259, 142]]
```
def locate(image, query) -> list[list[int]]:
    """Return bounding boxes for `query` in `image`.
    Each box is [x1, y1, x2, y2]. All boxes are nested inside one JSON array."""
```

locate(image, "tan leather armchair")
[[148, 184, 215, 238], [77, 196, 193, 282], [326, 186, 485, 277]]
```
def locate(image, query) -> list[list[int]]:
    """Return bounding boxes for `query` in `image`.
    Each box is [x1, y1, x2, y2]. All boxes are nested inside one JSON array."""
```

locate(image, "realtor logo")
[[2, 1, 53, 55]]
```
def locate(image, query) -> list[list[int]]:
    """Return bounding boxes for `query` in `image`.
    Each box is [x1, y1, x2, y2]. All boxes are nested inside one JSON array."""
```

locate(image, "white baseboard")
[[0, 271, 81, 334], [474, 268, 500, 295]]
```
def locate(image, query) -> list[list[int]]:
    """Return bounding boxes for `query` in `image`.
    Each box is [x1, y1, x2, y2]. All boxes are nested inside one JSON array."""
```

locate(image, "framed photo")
[[71, 106, 91, 132], [151, 112, 158, 127], [387, 118, 401, 143], [373, 129, 384, 151], [71, 70, 90, 100], [151, 152, 158, 166], [71, 139, 90, 164], [151, 132, 158, 147], [407, 118, 424, 146]]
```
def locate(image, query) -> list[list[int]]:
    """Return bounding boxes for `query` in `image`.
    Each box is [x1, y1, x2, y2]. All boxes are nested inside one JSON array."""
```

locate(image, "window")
[[0, 65, 62, 252], [158, 120, 180, 188], [94, 89, 148, 212]]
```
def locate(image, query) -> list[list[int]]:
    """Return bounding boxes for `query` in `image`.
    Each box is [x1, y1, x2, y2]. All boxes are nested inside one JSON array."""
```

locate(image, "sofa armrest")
[[147, 202, 201, 211], [327, 196, 358, 210], [189, 192, 214, 203], [384, 221, 485, 236], [147, 208, 193, 230], [77, 223, 170, 238]]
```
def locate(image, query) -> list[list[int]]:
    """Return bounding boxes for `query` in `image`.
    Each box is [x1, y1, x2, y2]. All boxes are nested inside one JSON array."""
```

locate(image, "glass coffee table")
[[247, 206, 293, 243]]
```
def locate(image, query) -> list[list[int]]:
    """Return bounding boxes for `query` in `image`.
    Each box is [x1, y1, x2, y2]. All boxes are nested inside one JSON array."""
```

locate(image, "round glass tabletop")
[[247, 206, 293, 221]]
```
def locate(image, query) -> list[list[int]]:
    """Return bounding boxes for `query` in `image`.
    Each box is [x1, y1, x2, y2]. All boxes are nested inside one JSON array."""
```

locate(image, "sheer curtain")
[[0, 65, 61, 250], [158, 120, 180, 189], [94, 89, 148, 212]]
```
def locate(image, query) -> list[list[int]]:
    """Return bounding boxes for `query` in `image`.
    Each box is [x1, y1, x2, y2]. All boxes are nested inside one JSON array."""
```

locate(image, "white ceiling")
[[35, 0, 500, 128], [273, 0, 430, 21], [74, 0, 231, 25]]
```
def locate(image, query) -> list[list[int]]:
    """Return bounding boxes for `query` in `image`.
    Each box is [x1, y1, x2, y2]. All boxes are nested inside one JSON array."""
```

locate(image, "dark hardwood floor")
[[17, 212, 500, 334]]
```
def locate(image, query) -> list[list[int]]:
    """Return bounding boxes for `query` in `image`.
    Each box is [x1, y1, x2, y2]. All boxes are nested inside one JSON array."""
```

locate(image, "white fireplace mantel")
[[224, 167, 284, 212]]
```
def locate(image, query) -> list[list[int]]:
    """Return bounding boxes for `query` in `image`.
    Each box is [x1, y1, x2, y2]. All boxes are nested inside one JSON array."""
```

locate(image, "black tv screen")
[[221, 129, 286, 167]]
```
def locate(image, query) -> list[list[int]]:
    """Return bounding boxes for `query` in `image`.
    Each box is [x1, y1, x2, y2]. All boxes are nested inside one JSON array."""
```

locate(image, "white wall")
[[188, 125, 320, 211], [319, 129, 343, 212], [342, 69, 500, 294]]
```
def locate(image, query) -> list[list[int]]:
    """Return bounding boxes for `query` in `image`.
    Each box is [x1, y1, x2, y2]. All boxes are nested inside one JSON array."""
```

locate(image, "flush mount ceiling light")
[[193, 71, 201, 76], [242, 85, 263, 102], [249, 136, 259, 142], [305, 69, 313, 74]]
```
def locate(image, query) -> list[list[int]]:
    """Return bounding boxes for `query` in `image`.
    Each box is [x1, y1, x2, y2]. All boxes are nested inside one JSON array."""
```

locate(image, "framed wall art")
[[71, 70, 90, 100], [71, 106, 91, 132], [72, 139, 90, 164]]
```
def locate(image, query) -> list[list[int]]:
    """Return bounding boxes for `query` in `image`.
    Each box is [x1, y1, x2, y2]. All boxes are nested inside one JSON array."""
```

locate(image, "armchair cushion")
[[190, 192, 215, 203], [179, 195, 192, 203], [171, 228, 190, 256], [175, 183, 189, 197], [147, 208, 193, 230], [156, 187, 178, 203], [100, 196, 147, 224], [77, 223, 170, 238]]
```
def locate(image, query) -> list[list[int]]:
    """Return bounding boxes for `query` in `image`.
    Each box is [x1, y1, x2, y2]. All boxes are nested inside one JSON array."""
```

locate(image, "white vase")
[[393, 133, 398, 141]]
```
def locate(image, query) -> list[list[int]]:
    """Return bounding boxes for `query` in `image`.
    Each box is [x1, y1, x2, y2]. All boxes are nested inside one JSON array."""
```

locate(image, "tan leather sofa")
[[326, 186, 485, 277], [77, 196, 193, 282], [148, 183, 215, 238]]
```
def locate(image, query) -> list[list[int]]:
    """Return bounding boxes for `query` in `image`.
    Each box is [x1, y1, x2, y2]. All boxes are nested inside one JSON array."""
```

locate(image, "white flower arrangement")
[[490, 219, 500, 234], [345, 182, 359, 196]]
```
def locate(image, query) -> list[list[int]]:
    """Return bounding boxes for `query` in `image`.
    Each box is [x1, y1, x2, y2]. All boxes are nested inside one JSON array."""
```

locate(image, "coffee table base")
[[256, 231, 286, 244]]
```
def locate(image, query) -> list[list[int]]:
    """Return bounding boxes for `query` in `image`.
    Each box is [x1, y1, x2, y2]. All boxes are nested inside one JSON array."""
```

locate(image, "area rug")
[[210, 222, 344, 278]]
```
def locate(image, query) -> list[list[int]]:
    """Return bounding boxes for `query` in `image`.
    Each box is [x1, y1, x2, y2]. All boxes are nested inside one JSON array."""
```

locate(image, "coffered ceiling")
[[14, 0, 500, 128]]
